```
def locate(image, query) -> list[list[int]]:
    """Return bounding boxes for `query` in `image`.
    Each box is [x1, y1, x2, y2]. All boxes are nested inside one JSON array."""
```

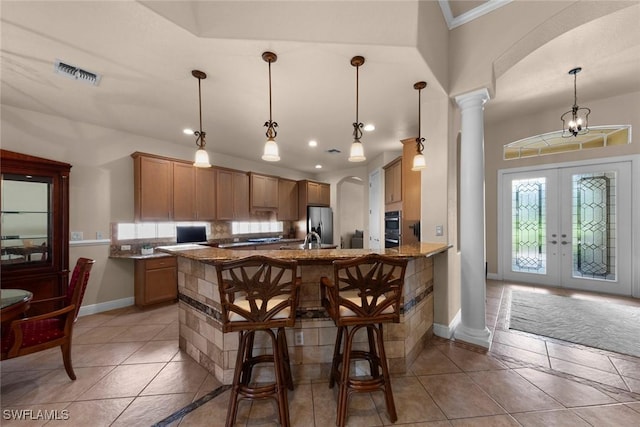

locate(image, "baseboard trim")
[[433, 309, 461, 339], [78, 297, 134, 317], [487, 272, 500, 280]]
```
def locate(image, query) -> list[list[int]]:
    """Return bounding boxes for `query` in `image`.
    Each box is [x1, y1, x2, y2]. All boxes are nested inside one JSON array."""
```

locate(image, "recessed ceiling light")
[[315, 164, 322, 169], [308, 140, 317, 147], [364, 124, 375, 132], [183, 128, 194, 135]]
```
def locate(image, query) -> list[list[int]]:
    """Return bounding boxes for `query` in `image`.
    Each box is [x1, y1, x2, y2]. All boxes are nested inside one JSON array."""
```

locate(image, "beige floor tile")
[[8, 366, 114, 405], [110, 324, 167, 342], [122, 339, 179, 364], [153, 321, 179, 340], [491, 330, 548, 355], [141, 360, 209, 395], [75, 312, 118, 328], [310, 381, 383, 427], [449, 414, 521, 426], [287, 382, 314, 427], [192, 374, 224, 399], [418, 373, 505, 419], [410, 345, 462, 376], [624, 376, 640, 393], [438, 343, 507, 372], [111, 392, 195, 426], [512, 409, 592, 426], [176, 388, 236, 427], [372, 375, 446, 424], [611, 356, 640, 380], [44, 397, 133, 427], [515, 367, 617, 407], [572, 403, 640, 426], [79, 363, 165, 400], [546, 341, 617, 373], [72, 341, 145, 367], [489, 342, 550, 368], [72, 326, 129, 345], [549, 357, 627, 389], [468, 370, 563, 413], [626, 402, 640, 413], [0, 350, 59, 373], [100, 310, 155, 327]]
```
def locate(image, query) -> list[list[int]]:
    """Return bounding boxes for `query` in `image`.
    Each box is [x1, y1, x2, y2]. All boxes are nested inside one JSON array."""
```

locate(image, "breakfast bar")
[[157, 243, 450, 384]]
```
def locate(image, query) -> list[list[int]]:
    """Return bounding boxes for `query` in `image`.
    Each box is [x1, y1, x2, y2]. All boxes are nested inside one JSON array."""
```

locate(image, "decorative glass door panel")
[[502, 161, 631, 295]]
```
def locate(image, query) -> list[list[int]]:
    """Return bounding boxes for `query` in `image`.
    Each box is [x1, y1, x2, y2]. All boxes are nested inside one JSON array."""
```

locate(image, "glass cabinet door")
[[1, 173, 53, 266]]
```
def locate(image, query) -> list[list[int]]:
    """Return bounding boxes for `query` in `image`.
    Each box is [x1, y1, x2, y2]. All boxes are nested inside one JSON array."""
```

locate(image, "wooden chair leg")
[[376, 323, 397, 422], [240, 331, 255, 385], [336, 326, 356, 427], [329, 326, 344, 389], [277, 327, 294, 390], [227, 330, 249, 427], [272, 330, 290, 427], [61, 342, 76, 381], [366, 325, 380, 378]]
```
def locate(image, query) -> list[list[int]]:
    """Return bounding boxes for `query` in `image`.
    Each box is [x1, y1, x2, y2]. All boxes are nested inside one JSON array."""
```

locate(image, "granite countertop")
[[155, 242, 451, 263]]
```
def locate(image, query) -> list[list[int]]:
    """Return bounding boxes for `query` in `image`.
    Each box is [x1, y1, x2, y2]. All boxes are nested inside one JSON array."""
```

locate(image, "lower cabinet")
[[134, 256, 177, 307]]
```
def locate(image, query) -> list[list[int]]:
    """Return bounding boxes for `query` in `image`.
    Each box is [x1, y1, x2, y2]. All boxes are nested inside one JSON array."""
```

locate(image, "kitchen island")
[[156, 243, 450, 384]]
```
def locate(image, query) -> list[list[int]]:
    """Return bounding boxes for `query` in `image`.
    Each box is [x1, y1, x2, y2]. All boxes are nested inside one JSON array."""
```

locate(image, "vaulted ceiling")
[[1, 1, 638, 173]]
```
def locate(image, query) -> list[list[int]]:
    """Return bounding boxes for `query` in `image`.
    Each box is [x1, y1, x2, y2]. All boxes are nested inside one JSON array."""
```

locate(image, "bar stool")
[[215, 255, 299, 427], [321, 254, 407, 427]]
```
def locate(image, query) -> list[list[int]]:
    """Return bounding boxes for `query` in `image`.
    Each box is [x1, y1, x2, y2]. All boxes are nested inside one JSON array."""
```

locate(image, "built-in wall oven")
[[384, 210, 401, 248]]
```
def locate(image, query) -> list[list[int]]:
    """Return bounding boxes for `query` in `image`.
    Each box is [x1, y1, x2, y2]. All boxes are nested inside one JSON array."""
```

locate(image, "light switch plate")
[[70, 231, 83, 241], [435, 225, 444, 236]]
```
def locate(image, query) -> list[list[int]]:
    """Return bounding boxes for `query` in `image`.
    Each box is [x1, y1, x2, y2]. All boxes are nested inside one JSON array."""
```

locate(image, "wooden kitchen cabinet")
[[172, 161, 196, 220], [132, 153, 173, 221], [134, 256, 177, 307], [195, 166, 216, 220], [277, 178, 298, 220], [216, 168, 250, 220], [298, 180, 330, 207], [250, 173, 279, 210], [384, 157, 402, 205]]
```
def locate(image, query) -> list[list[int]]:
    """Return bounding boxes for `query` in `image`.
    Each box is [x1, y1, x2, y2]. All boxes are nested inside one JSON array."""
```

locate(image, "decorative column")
[[454, 88, 492, 348]]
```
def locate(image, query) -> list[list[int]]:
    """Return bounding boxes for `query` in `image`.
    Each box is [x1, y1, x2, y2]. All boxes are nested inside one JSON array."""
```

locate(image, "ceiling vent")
[[326, 148, 342, 154], [54, 60, 101, 86]]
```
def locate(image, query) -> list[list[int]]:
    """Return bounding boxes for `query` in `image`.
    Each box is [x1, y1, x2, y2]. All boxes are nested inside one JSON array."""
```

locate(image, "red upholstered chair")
[[1, 257, 95, 380], [216, 255, 299, 427], [321, 254, 408, 427]]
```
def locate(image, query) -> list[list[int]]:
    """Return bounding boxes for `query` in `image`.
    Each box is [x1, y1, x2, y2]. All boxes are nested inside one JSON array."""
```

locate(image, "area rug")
[[509, 290, 640, 358]]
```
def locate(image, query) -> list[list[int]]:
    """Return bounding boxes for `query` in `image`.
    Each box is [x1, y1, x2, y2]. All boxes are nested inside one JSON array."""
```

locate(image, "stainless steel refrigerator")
[[307, 206, 333, 244]]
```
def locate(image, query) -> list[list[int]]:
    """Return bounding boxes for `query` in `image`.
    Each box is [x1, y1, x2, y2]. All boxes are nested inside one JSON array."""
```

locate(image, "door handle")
[[561, 241, 571, 245], [549, 240, 558, 245]]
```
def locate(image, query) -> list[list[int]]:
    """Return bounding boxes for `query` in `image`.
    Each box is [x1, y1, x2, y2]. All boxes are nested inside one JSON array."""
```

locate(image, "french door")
[[501, 161, 632, 295]]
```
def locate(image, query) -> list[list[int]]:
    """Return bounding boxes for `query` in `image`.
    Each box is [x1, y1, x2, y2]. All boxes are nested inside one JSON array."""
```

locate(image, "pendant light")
[[262, 51, 280, 161], [411, 81, 427, 171], [561, 67, 590, 138], [191, 70, 211, 168], [348, 56, 366, 162]]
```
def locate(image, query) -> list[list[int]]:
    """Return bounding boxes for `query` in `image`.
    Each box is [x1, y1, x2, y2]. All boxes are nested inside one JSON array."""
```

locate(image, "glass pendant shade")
[[194, 147, 211, 168], [348, 140, 366, 162], [411, 152, 426, 171], [262, 138, 280, 161]]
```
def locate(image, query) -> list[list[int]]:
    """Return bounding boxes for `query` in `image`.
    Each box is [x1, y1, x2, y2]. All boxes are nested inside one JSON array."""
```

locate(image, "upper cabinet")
[[132, 153, 217, 222], [216, 168, 250, 220], [299, 180, 330, 207], [133, 153, 173, 221], [277, 178, 298, 220], [1, 149, 71, 303], [384, 157, 402, 205], [250, 173, 279, 211], [401, 138, 421, 222]]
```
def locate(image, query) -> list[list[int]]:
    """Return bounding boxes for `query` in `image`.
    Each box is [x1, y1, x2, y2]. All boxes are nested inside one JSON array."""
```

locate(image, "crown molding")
[[439, 0, 513, 30]]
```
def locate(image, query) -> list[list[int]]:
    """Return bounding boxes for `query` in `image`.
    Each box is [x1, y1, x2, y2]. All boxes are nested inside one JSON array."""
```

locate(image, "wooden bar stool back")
[[216, 255, 299, 427], [321, 254, 407, 427]]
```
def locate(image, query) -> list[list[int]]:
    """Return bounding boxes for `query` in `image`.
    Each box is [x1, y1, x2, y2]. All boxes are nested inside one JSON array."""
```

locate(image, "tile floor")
[[1, 280, 640, 426]]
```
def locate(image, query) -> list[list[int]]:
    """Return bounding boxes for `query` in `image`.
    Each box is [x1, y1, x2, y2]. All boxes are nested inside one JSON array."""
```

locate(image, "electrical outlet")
[[294, 331, 304, 346], [435, 225, 444, 236], [121, 244, 131, 251], [96, 231, 104, 239], [70, 231, 83, 241]]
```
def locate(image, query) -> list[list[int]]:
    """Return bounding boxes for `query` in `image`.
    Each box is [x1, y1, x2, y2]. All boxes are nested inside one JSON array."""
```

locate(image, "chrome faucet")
[[303, 231, 321, 249]]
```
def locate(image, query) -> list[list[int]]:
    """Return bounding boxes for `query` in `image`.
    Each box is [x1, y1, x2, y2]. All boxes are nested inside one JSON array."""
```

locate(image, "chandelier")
[[262, 51, 280, 161], [561, 67, 590, 138], [191, 70, 211, 168], [348, 56, 366, 162], [411, 81, 427, 171]]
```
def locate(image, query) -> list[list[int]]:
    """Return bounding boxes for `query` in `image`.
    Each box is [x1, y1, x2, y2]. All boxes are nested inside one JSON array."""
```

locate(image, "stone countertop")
[[155, 242, 451, 263]]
